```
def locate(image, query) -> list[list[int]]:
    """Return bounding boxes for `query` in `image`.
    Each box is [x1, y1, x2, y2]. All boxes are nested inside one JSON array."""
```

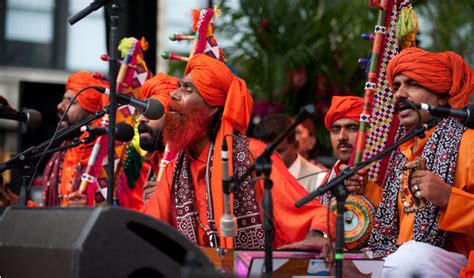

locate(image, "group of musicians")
[[1, 10, 473, 278]]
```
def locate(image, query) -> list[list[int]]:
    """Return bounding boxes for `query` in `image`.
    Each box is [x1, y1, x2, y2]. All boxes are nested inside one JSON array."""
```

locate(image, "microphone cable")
[[26, 86, 100, 196]]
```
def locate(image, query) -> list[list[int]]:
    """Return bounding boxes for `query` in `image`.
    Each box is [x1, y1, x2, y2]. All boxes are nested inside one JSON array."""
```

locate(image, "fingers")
[[345, 175, 366, 194], [67, 191, 87, 207], [320, 242, 335, 266]]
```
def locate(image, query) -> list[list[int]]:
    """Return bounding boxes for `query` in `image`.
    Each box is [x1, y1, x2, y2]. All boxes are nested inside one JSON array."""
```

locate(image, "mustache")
[[337, 142, 353, 150], [138, 122, 154, 134], [394, 98, 416, 112]]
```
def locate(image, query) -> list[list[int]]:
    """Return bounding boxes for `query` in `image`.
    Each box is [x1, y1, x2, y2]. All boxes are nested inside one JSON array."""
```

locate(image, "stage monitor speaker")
[[0, 206, 216, 278]]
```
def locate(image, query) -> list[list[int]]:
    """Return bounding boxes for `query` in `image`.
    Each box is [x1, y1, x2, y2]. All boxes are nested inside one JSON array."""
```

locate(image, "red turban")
[[140, 73, 179, 112], [387, 47, 474, 109], [66, 72, 104, 113], [185, 54, 253, 248], [324, 96, 364, 131]]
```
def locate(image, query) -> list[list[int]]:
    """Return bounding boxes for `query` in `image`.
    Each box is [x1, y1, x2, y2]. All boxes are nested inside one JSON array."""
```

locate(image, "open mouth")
[[394, 99, 412, 113]]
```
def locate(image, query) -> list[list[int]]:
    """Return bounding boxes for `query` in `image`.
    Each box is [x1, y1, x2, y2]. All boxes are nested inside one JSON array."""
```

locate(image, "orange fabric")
[[395, 128, 474, 257], [140, 73, 179, 112], [386, 47, 474, 109], [183, 54, 254, 247], [141, 138, 336, 248], [59, 132, 97, 206], [460, 251, 474, 278], [66, 72, 105, 113], [324, 96, 364, 131]]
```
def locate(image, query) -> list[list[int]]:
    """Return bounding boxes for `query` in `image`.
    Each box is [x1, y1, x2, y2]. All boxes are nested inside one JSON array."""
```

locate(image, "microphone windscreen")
[[143, 98, 164, 120], [24, 109, 42, 128], [115, 122, 134, 142]]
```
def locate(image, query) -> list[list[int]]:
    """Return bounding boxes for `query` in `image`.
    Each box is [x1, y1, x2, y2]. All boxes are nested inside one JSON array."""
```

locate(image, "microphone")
[[80, 122, 134, 142], [93, 87, 164, 120], [416, 102, 474, 129], [220, 137, 237, 237], [0, 105, 42, 128]]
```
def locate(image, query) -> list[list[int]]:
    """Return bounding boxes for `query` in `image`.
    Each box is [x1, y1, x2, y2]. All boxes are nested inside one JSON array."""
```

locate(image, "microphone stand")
[[227, 104, 315, 275], [105, 2, 121, 206], [0, 108, 108, 206], [295, 118, 439, 278], [69, 0, 121, 206]]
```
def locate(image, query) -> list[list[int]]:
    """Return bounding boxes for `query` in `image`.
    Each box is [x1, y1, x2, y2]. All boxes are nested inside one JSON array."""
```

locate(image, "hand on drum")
[[339, 164, 368, 195], [278, 231, 335, 265], [410, 170, 452, 210]]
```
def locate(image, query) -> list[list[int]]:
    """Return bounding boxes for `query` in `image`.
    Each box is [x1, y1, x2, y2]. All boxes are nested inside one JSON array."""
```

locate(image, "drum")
[[329, 194, 375, 250]]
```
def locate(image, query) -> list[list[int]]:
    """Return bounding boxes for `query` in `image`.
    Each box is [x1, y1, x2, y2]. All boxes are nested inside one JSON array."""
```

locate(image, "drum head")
[[329, 194, 375, 250]]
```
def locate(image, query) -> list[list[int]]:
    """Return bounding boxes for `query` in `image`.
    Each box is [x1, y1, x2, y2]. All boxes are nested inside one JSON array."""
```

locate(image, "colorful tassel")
[[396, 5, 419, 49]]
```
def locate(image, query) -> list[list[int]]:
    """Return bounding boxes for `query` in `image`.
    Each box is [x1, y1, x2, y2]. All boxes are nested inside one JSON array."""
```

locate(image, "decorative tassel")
[[396, 5, 419, 49], [118, 37, 136, 58], [123, 145, 143, 189]]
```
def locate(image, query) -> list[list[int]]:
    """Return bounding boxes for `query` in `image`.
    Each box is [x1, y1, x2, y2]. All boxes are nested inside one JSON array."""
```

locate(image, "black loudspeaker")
[[0, 207, 216, 278]]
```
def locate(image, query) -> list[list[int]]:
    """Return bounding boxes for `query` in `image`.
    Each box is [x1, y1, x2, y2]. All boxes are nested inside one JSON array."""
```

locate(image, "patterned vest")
[[368, 117, 466, 257], [170, 135, 265, 249]]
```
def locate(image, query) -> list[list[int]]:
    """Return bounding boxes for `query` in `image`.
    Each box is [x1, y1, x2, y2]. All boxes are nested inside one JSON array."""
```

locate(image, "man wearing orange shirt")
[[42, 72, 105, 207], [365, 47, 474, 277], [320, 96, 382, 208], [42, 72, 144, 210], [142, 54, 335, 255], [138, 73, 178, 202]]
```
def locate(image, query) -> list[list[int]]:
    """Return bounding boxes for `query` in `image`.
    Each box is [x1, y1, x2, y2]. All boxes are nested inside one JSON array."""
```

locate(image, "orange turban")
[[387, 47, 474, 109], [185, 54, 253, 248], [324, 96, 364, 131], [185, 54, 253, 134], [140, 73, 179, 112], [66, 72, 104, 113]]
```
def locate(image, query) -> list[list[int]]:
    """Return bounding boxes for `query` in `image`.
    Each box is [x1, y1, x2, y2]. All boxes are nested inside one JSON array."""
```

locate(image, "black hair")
[[253, 113, 296, 144]]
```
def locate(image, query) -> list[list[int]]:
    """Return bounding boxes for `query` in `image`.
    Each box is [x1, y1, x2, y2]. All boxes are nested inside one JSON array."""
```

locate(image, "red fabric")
[[460, 251, 474, 278], [140, 73, 179, 112], [324, 96, 364, 130], [141, 138, 336, 248], [183, 54, 254, 247], [387, 47, 474, 109], [66, 72, 105, 113]]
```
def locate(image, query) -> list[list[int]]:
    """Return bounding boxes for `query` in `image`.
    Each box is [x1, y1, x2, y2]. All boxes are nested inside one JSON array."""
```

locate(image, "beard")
[[162, 103, 214, 152], [138, 122, 165, 152]]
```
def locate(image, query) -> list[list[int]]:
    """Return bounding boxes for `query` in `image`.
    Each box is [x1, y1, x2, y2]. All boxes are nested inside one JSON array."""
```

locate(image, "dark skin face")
[[329, 118, 359, 164], [57, 90, 91, 128], [165, 74, 220, 159], [393, 74, 448, 131], [138, 114, 165, 153]]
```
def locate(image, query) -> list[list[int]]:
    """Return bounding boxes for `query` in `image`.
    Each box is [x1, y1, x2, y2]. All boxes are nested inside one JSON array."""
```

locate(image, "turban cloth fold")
[[66, 72, 104, 113], [387, 47, 474, 109], [140, 73, 179, 112], [185, 54, 254, 248], [324, 96, 364, 131]]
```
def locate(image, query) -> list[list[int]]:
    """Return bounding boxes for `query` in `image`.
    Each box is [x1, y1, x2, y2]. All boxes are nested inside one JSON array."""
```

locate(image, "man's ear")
[[438, 95, 449, 106]]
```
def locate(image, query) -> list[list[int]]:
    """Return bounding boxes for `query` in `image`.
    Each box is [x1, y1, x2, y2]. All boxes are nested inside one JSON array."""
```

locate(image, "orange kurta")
[[142, 138, 336, 248], [369, 127, 474, 257]]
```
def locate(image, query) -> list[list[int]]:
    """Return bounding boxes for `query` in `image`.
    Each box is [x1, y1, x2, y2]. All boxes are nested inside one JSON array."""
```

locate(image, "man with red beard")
[[142, 54, 335, 256], [138, 73, 179, 202]]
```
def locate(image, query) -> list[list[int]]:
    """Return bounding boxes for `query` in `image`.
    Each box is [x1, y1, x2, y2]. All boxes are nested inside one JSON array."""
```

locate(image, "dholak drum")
[[329, 194, 375, 250]]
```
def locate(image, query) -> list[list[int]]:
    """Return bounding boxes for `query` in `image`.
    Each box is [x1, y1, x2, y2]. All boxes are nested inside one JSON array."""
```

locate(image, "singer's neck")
[[188, 135, 211, 160]]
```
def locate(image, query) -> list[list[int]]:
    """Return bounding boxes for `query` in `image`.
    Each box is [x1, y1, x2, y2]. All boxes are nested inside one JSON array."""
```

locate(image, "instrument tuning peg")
[[361, 33, 375, 41]]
